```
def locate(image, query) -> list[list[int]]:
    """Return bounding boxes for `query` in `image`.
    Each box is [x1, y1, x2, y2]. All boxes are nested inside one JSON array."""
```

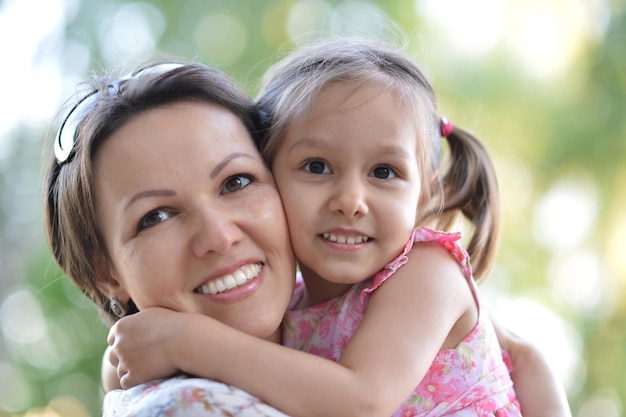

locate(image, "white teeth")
[[234, 269, 248, 285], [197, 263, 262, 295], [224, 275, 237, 290], [322, 233, 369, 244]]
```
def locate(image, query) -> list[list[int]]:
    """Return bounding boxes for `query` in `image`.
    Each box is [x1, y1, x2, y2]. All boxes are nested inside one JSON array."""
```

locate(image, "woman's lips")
[[195, 263, 263, 295]]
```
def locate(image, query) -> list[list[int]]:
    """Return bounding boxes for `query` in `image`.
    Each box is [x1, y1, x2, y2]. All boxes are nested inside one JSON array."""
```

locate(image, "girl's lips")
[[195, 263, 263, 295], [321, 232, 370, 244]]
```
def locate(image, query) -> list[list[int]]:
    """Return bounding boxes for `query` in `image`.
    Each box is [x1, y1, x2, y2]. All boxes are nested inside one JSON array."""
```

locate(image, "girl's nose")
[[191, 207, 243, 257], [327, 177, 369, 218]]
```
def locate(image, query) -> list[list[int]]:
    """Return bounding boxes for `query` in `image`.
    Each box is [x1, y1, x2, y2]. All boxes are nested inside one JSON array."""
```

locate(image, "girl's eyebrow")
[[286, 137, 326, 153], [289, 137, 412, 160], [376, 145, 413, 159]]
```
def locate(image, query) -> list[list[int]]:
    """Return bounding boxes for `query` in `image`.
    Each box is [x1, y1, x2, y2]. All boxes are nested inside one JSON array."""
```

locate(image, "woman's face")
[[93, 102, 296, 342]]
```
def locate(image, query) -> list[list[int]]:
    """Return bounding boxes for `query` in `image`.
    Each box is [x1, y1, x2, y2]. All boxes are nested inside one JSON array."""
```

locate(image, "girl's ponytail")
[[436, 126, 500, 280]]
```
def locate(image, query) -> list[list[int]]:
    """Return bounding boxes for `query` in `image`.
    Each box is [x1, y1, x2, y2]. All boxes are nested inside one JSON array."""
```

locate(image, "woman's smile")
[[195, 262, 263, 295]]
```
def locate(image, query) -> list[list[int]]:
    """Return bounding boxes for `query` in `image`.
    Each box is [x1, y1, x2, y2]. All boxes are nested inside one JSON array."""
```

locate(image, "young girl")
[[107, 39, 526, 416], [261, 37, 519, 416]]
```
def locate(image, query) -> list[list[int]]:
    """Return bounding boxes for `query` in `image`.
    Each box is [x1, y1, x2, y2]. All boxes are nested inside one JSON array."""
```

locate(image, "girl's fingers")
[[107, 323, 117, 346], [107, 347, 119, 367]]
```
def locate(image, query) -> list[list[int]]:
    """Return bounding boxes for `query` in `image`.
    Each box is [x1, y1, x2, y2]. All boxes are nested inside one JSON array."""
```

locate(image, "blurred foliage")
[[0, 0, 624, 416]]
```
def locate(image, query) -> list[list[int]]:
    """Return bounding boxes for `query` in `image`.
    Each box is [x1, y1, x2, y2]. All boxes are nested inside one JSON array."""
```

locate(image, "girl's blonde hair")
[[256, 38, 500, 280]]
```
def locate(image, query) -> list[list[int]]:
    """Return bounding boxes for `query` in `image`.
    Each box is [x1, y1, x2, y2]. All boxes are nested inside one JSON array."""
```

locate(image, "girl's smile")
[[321, 230, 371, 245], [271, 80, 423, 299]]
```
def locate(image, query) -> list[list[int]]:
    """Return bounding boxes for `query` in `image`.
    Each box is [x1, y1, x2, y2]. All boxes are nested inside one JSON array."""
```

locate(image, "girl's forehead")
[[307, 80, 389, 113], [286, 87, 420, 145], [299, 80, 420, 128]]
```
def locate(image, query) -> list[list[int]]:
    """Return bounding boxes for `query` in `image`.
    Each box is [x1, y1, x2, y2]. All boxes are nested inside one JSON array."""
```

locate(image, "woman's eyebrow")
[[124, 152, 256, 212], [125, 189, 176, 212], [210, 152, 256, 179]]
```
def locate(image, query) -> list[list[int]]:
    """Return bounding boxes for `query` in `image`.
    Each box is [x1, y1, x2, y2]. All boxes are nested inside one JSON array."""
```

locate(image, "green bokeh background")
[[0, 1, 624, 416]]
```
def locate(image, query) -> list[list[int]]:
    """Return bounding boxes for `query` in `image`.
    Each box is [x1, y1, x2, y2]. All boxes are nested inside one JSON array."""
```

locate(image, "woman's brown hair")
[[43, 61, 262, 323]]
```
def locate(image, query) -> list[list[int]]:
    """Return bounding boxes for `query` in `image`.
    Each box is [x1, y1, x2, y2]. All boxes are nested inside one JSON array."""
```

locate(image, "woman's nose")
[[191, 207, 243, 257], [327, 177, 369, 218]]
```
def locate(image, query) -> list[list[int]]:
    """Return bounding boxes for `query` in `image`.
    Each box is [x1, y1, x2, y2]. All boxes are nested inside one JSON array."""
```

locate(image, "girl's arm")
[[492, 320, 572, 417], [107, 248, 571, 416], [109, 242, 474, 417]]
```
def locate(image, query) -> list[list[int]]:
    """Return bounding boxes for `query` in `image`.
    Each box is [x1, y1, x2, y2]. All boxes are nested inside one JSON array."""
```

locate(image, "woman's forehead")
[[106, 102, 255, 152]]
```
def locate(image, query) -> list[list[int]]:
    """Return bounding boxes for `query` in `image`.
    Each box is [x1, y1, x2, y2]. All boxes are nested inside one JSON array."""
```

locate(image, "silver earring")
[[110, 298, 126, 318]]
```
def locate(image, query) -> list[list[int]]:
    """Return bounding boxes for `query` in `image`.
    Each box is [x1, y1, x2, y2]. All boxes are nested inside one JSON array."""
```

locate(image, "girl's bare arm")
[[108, 243, 473, 417]]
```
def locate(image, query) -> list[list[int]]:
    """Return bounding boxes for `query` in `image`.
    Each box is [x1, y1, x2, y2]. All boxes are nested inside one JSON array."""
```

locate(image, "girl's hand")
[[107, 307, 184, 389]]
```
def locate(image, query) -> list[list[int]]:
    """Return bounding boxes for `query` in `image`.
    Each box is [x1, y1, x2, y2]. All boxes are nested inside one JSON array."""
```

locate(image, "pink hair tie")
[[440, 116, 453, 137]]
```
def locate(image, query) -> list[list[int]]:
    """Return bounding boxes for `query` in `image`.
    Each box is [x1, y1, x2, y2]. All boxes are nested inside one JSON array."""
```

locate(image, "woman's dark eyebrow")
[[124, 152, 256, 212], [210, 152, 256, 179], [125, 189, 176, 212]]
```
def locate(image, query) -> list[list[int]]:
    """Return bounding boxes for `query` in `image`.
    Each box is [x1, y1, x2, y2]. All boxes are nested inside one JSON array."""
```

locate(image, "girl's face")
[[271, 81, 422, 299], [94, 102, 296, 342]]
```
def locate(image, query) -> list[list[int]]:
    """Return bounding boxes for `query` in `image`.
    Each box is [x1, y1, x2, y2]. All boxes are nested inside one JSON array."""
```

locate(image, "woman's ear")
[[94, 252, 130, 305]]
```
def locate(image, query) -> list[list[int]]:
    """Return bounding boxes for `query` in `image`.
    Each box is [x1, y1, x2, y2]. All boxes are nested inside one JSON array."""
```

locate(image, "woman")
[[43, 60, 570, 416], [44, 62, 294, 415]]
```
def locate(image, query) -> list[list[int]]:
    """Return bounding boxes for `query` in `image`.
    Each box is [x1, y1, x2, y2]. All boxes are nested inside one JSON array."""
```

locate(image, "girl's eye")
[[370, 165, 397, 179], [222, 174, 252, 194], [303, 159, 331, 174], [138, 209, 172, 232]]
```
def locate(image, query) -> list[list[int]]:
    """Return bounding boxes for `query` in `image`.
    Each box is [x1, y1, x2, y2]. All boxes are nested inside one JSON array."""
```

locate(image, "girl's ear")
[[94, 252, 131, 305]]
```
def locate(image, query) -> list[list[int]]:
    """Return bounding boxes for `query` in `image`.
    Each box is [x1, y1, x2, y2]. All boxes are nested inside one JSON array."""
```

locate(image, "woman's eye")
[[370, 165, 397, 179], [303, 160, 331, 174], [138, 209, 172, 232], [222, 174, 252, 194]]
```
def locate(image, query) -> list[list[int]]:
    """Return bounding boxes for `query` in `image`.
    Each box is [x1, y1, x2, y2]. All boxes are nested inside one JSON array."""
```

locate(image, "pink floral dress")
[[282, 226, 523, 416]]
